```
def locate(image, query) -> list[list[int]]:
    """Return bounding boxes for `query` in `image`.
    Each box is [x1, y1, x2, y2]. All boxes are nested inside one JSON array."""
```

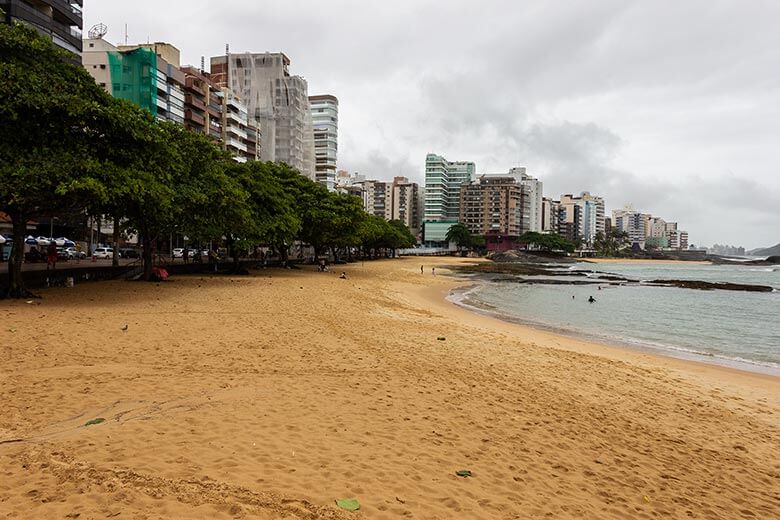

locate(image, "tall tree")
[[0, 23, 113, 296]]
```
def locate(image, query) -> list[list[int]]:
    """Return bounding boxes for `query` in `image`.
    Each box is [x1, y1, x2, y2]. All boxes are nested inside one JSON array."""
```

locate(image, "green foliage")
[[518, 232, 575, 253], [593, 230, 630, 257], [445, 223, 471, 248]]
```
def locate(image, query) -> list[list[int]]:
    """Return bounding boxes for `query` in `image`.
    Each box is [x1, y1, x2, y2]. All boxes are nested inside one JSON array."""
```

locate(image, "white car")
[[93, 247, 120, 259], [65, 246, 86, 259], [172, 248, 184, 258], [36, 236, 52, 246]]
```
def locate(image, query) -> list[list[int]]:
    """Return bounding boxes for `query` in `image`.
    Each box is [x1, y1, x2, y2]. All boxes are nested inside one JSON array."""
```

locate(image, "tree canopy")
[[518, 232, 575, 253], [0, 22, 421, 296]]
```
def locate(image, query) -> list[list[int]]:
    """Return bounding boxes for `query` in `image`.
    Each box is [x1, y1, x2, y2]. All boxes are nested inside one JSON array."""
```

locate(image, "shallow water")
[[451, 262, 780, 374]]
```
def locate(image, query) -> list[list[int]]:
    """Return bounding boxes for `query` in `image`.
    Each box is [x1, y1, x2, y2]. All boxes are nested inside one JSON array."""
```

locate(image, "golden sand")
[[0, 257, 777, 519]]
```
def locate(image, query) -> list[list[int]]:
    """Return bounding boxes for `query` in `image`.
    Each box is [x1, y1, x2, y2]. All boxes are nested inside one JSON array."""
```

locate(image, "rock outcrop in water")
[[451, 259, 778, 293], [644, 280, 775, 292]]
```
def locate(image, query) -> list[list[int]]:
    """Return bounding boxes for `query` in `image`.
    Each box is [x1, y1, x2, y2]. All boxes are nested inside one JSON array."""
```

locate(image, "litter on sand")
[[437, 337, 446, 341], [456, 470, 472, 477], [85, 418, 106, 426], [335, 498, 360, 512]]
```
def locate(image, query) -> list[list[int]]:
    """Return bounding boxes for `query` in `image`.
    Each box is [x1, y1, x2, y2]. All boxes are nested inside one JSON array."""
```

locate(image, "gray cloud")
[[85, 1, 780, 248]]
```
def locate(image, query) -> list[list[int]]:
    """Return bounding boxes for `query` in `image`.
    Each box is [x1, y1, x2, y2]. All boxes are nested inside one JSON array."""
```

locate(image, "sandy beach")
[[1, 257, 778, 519]]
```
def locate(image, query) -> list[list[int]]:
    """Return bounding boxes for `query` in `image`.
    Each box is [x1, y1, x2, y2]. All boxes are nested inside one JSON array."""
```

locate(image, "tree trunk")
[[112, 216, 120, 268], [5, 214, 29, 298], [142, 232, 154, 281]]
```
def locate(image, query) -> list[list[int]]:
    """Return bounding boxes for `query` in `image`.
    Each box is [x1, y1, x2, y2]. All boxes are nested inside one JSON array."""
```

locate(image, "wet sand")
[[0, 257, 777, 519]]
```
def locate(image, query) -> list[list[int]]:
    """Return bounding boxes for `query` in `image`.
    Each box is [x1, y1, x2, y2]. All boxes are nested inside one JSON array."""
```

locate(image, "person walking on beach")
[[420, 265, 424, 274], [432, 267, 436, 276], [46, 241, 58, 270], [588, 295, 596, 303]]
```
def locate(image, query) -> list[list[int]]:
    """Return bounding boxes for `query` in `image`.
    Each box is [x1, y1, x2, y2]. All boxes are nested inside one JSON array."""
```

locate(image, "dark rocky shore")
[[450, 253, 777, 293]]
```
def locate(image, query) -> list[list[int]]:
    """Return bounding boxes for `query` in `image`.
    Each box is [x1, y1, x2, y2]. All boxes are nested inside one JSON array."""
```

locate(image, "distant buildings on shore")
[[707, 244, 745, 256], [417, 153, 690, 252], [611, 207, 688, 251]]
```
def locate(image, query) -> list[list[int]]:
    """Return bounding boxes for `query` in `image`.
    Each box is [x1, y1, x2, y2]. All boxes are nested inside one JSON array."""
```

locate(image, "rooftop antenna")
[[200, 55, 205, 72], [88, 23, 108, 40], [124, 23, 128, 45]]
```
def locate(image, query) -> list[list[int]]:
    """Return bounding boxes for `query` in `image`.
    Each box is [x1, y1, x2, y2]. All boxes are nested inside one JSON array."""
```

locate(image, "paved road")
[[0, 258, 140, 273]]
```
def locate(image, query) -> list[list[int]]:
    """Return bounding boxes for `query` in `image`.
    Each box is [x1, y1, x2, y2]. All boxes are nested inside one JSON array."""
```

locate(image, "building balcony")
[[185, 110, 205, 127], [184, 94, 207, 111], [185, 77, 207, 96]]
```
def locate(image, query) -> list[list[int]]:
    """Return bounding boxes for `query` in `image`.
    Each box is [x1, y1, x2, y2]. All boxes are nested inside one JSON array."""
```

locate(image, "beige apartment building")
[[460, 175, 529, 250]]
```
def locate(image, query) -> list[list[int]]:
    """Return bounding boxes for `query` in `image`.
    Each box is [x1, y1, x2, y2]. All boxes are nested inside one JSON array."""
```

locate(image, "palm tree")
[[445, 223, 473, 252]]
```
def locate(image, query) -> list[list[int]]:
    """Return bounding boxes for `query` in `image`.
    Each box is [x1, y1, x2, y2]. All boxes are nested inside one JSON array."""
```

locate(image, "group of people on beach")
[[420, 265, 435, 276]]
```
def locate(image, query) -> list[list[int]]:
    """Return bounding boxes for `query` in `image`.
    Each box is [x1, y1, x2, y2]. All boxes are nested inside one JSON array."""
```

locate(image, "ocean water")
[[450, 262, 780, 375]]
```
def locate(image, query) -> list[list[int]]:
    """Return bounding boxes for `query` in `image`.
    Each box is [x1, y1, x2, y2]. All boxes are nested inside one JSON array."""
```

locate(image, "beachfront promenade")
[[0, 257, 777, 518]]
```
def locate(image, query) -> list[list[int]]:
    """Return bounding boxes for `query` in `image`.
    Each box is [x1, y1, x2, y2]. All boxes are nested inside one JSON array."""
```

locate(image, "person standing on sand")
[[432, 267, 436, 276], [421, 265, 424, 274], [46, 241, 57, 270]]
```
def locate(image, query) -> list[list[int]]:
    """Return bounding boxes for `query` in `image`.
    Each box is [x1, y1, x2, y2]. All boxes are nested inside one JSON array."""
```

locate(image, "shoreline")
[[399, 260, 779, 399], [2, 257, 778, 518], [446, 279, 780, 378]]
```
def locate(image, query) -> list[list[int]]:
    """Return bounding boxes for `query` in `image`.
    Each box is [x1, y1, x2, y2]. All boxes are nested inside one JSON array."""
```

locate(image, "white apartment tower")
[[210, 52, 315, 180], [309, 95, 339, 190], [424, 153, 476, 221]]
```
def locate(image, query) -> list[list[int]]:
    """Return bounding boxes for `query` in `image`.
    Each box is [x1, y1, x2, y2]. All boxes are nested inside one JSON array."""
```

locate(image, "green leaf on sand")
[[335, 498, 360, 512], [85, 418, 105, 426], [456, 469, 472, 477]]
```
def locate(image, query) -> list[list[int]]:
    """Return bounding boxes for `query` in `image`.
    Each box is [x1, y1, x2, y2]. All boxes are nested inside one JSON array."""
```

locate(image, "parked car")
[[53, 237, 76, 247], [92, 247, 120, 259], [172, 248, 184, 258], [118, 248, 140, 259], [36, 236, 52, 246], [56, 248, 70, 261], [65, 246, 87, 259]]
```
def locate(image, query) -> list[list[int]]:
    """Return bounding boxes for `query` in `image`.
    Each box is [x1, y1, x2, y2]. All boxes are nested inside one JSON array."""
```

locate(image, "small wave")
[[749, 268, 776, 272]]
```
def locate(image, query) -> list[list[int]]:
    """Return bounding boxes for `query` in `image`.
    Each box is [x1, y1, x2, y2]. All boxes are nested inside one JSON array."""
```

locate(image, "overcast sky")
[[85, 0, 780, 248]]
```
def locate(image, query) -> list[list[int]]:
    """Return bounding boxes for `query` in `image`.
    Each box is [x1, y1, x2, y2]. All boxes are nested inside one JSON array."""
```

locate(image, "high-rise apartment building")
[[214, 88, 260, 162], [309, 95, 338, 190], [612, 208, 649, 249], [508, 167, 543, 232], [360, 180, 393, 220], [2, 0, 83, 58], [347, 177, 422, 235], [210, 52, 315, 179], [117, 42, 186, 124], [541, 197, 560, 233], [84, 38, 186, 124], [391, 177, 422, 235], [460, 175, 529, 250], [424, 153, 475, 221], [83, 37, 258, 162], [559, 192, 605, 246]]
